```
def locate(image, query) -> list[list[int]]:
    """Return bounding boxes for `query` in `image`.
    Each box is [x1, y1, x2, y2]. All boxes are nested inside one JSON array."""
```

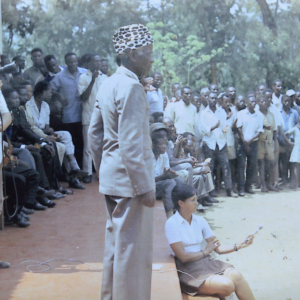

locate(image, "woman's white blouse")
[[165, 211, 214, 256]]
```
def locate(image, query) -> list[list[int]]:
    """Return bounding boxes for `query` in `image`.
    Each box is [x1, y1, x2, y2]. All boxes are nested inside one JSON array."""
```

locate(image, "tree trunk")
[[256, 0, 277, 35], [210, 57, 217, 84]]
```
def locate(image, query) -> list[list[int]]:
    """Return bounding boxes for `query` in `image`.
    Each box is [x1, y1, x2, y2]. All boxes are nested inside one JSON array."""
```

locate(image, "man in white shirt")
[[201, 92, 237, 197], [78, 54, 107, 183], [170, 86, 197, 134], [146, 71, 164, 114], [236, 94, 264, 195], [272, 79, 283, 109]]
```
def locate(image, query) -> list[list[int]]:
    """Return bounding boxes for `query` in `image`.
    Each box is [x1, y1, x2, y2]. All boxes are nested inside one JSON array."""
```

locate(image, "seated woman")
[[165, 183, 255, 300]]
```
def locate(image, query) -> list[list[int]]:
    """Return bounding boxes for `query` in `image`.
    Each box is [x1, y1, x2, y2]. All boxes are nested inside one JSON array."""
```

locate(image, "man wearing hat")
[[88, 24, 155, 300]]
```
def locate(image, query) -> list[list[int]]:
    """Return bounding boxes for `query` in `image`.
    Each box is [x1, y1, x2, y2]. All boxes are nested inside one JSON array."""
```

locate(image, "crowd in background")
[[0, 46, 299, 230]]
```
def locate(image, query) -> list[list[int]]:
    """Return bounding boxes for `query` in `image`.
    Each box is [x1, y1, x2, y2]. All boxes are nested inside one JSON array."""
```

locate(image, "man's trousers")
[[101, 195, 153, 300]]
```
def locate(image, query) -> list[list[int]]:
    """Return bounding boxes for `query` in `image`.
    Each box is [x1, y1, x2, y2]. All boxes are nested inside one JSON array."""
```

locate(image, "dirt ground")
[[198, 187, 300, 300]]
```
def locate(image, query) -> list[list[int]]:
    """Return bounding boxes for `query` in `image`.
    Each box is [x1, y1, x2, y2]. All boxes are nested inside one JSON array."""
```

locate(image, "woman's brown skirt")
[[175, 255, 233, 296]]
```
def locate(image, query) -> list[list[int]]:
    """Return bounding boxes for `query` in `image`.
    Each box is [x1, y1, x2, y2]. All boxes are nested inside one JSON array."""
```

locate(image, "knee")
[[219, 278, 235, 297], [227, 268, 244, 285]]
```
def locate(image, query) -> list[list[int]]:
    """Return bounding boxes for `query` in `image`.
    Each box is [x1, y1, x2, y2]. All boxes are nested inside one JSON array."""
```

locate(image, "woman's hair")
[[172, 183, 196, 210]]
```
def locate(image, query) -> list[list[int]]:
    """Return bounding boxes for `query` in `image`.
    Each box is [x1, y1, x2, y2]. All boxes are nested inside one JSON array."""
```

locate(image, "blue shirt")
[[50, 67, 87, 123], [280, 108, 299, 133]]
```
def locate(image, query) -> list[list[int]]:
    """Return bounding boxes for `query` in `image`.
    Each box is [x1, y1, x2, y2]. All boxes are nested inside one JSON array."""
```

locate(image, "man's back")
[[89, 66, 154, 197]]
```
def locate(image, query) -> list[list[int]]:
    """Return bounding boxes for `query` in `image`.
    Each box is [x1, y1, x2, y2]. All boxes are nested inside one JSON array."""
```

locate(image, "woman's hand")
[[239, 234, 254, 249], [204, 236, 221, 255]]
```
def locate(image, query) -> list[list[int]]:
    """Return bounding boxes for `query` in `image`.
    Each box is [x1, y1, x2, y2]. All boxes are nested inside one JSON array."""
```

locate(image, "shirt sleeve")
[[50, 74, 60, 93], [78, 74, 89, 95], [236, 111, 243, 128], [165, 218, 182, 245], [285, 127, 296, 135], [200, 217, 214, 239]]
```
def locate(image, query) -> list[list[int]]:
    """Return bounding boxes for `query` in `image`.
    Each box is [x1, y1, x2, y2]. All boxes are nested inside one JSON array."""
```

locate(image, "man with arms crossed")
[[88, 24, 155, 300]]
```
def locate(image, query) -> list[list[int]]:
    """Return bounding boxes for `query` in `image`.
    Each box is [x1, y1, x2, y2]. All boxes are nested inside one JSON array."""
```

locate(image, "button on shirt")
[[236, 108, 264, 141], [165, 211, 214, 256], [51, 67, 86, 123], [153, 152, 170, 177], [170, 100, 197, 134], [78, 70, 107, 125], [201, 106, 226, 151], [280, 107, 299, 133], [147, 88, 164, 114]]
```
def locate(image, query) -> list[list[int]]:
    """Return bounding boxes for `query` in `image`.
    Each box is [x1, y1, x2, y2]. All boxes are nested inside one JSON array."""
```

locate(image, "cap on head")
[[286, 89, 296, 97], [113, 24, 153, 55], [150, 123, 167, 136]]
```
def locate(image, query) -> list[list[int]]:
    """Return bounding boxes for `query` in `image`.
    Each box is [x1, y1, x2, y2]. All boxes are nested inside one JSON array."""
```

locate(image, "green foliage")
[[2, 0, 300, 95]]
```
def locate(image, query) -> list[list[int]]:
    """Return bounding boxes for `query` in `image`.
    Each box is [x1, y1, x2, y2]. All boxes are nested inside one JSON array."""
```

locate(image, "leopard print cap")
[[113, 24, 153, 55]]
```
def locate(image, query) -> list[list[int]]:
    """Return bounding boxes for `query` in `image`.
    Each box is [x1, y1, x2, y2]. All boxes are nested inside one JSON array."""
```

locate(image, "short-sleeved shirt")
[[23, 66, 42, 87], [280, 107, 299, 133], [170, 100, 197, 134], [153, 152, 170, 177], [165, 211, 214, 256], [147, 88, 164, 114], [258, 110, 276, 142], [25, 97, 50, 129], [272, 93, 282, 109], [201, 106, 227, 150], [78, 69, 107, 125], [236, 108, 264, 141], [50, 67, 86, 123]]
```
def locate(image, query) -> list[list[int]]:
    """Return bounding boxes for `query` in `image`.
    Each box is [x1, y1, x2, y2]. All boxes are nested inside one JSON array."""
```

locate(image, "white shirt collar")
[[174, 210, 197, 225]]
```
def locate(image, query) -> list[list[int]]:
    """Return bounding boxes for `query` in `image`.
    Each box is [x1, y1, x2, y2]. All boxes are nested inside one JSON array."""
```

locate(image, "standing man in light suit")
[[88, 24, 156, 300]]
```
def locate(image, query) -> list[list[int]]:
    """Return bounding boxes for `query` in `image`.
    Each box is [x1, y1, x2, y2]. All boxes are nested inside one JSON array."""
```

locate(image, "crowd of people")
[[0, 48, 109, 232], [148, 73, 300, 214]]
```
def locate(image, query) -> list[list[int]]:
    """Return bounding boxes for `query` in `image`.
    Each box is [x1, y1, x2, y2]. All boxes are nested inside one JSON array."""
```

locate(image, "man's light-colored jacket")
[[88, 66, 155, 197]]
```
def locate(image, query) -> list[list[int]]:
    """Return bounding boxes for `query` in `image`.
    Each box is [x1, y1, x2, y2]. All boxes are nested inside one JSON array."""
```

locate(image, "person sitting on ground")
[[151, 123, 183, 219], [165, 182, 256, 300], [179, 132, 216, 207], [25, 81, 87, 189]]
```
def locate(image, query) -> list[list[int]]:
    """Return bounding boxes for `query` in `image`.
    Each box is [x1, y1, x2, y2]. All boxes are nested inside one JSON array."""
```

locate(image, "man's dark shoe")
[[83, 175, 92, 184], [26, 202, 47, 211], [238, 189, 245, 197], [21, 207, 34, 215], [209, 190, 218, 198], [0, 261, 10, 268], [202, 199, 213, 206], [70, 170, 89, 181], [274, 184, 283, 190], [13, 214, 30, 227], [245, 187, 255, 194], [226, 189, 238, 197], [37, 197, 56, 208], [69, 178, 85, 189], [204, 195, 219, 203], [20, 211, 30, 221], [48, 192, 65, 200], [267, 184, 279, 192], [36, 187, 55, 197], [58, 187, 74, 195]]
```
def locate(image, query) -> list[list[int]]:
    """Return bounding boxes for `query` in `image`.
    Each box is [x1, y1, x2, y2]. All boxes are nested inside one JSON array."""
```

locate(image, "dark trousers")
[[237, 141, 258, 191], [3, 163, 39, 213], [60, 122, 83, 168], [202, 143, 232, 190]]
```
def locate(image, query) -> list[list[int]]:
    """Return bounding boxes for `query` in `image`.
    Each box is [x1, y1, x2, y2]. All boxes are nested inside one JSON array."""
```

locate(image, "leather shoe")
[[36, 187, 55, 197], [267, 184, 279, 192], [20, 211, 30, 221], [238, 189, 245, 197], [37, 197, 56, 208], [83, 175, 92, 184], [69, 178, 85, 189], [58, 187, 74, 195], [48, 192, 65, 200], [226, 189, 238, 198], [202, 200, 213, 206], [70, 169, 89, 181], [0, 261, 10, 268], [21, 207, 34, 215], [245, 187, 255, 194], [209, 190, 218, 198], [14, 214, 30, 227], [26, 202, 47, 211], [204, 195, 219, 203]]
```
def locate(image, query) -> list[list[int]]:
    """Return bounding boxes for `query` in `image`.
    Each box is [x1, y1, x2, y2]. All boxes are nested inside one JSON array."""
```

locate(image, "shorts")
[[257, 140, 275, 160]]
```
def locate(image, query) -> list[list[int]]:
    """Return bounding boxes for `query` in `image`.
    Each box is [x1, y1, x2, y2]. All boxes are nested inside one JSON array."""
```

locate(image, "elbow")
[[177, 253, 189, 263]]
